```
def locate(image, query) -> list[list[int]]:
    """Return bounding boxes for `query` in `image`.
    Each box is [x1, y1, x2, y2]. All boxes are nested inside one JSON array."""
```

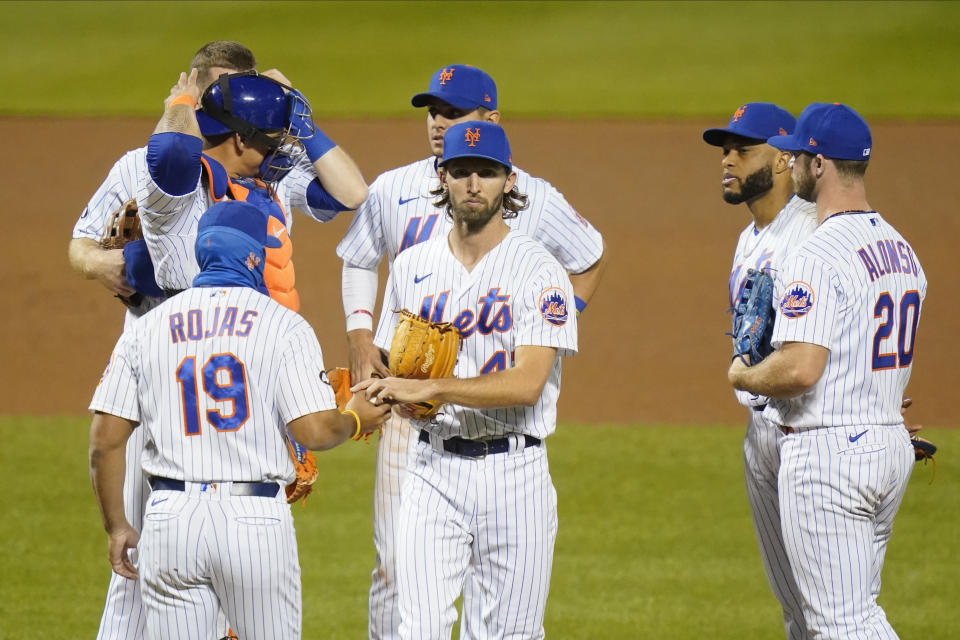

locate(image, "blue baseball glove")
[[730, 268, 775, 366]]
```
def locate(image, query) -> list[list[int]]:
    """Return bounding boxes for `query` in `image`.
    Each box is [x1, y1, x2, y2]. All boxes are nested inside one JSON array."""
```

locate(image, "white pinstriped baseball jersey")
[[137, 154, 334, 291], [764, 210, 926, 428], [337, 156, 603, 274], [91, 286, 337, 483], [729, 196, 817, 640], [75, 147, 147, 241], [374, 230, 578, 440], [729, 196, 818, 409]]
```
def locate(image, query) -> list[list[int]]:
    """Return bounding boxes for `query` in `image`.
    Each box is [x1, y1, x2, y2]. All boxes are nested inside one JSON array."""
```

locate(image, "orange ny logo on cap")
[[809, 137, 818, 147], [465, 128, 480, 147], [733, 105, 747, 122], [439, 68, 454, 85]]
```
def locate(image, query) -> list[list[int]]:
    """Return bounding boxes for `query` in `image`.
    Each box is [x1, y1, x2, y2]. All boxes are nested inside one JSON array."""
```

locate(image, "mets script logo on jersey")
[[439, 68, 454, 85], [779, 281, 815, 318], [539, 287, 569, 326], [421, 288, 512, 338], [465, 128, 481, 147], [732, 105, 747, 122]]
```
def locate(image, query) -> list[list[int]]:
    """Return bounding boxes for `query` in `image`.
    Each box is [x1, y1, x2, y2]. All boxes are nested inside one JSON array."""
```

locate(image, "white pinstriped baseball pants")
[[779, 424, 913, 639], [138, 483, 300, 640], [396, 435, 557, 640], [743, 411, 810, 640]]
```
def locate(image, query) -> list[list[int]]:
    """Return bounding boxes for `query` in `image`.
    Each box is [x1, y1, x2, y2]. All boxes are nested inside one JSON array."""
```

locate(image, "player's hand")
[[347, 330, 390, 382], [164, 68, 201, 110], [901, 397, 922, 435], [261, 68, 292, 88], [353, 376, 434, 406], [91, 247, 136, 298], [344, 391, 391, 436], [107, 524, 140, 580]]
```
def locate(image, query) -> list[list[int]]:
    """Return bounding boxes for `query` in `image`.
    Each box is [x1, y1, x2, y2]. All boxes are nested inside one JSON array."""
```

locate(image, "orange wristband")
[[169, 93, 197, 108]]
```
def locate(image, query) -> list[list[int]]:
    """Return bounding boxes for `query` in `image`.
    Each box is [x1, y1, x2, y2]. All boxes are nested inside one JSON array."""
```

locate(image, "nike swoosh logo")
[[848, 430, 868, 443], [414, 273, 432, 284], [150, 497, 168, 506], [398, 196, 419, 205]]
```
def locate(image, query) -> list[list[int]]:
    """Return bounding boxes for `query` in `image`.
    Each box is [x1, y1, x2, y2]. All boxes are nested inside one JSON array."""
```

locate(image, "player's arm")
[[89, 411, 139, 580], [287, 393, 391, 451], [357, 345, 558, 409], [728, 341, 828, 398], [568, 239, 607, 312], [342, 262, 389, 381], [68, 237, 135, 297]]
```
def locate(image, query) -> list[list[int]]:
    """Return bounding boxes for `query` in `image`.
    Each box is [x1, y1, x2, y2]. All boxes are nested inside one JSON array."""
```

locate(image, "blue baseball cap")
[[197, 201, 282, 249], [411, 64, 498, 111], [767, 103, 872, 161], [703, 102, 796, 146], [440, 121, 512, 170]]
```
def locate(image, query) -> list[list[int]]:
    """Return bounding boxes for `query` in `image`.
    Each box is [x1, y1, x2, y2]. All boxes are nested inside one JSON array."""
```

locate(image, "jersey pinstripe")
[[374, 231, 577, 440], [730, 196, 818, 409], [728, 195, 817, 640], [765, 210, 926, 429], [136, 157, 334, 291], [337, 156, 603, 274], [91, 286, 336, 483], [75, 148, 147, 240]]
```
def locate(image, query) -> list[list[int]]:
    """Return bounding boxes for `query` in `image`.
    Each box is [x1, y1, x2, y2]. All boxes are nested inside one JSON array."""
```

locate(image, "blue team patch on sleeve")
[[539, 287, 569, 326], [779, 281, 815, 318]]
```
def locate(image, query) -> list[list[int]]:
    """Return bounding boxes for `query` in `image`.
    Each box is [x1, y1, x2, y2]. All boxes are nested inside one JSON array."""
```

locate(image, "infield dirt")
[[3, 118, 956, 426]]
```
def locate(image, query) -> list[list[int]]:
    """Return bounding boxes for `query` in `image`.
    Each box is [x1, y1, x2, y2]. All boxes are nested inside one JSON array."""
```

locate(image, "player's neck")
[[448, 218, 510, 272], [746, 182, 792, 230], [815, 182, 871, 224]]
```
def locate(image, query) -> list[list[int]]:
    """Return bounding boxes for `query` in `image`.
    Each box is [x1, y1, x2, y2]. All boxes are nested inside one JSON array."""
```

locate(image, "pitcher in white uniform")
[[729, 103, 926, 639], [703, 102, 817, 640], [336, 64, 604, 640], [88, 200, 389, 640], [355, 121, 577, 640]]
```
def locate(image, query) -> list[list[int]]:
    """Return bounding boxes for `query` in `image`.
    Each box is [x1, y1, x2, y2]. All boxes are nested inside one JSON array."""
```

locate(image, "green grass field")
[[1, 417, 956, 638], [1, 1, 959, 118]]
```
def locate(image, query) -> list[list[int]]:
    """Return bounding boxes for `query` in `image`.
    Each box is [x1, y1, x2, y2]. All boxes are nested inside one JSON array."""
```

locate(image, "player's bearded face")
[[442, 158, 516, 228], [792, 153, 817, 202], [722, 164, 774, 204]]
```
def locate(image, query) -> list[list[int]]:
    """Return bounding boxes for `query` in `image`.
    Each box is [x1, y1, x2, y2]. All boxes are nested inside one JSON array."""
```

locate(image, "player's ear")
[[504, 170, 517, 193], [774, 151, 792, 174], [486, 110, 502, 124]]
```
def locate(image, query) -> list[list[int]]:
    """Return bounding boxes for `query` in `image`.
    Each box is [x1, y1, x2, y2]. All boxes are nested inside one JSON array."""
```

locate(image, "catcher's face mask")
[[199, 72, 314, 184]]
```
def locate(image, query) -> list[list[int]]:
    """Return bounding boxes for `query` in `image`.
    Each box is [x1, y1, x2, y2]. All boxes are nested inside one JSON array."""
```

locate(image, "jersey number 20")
[[176, 354, 250, 435], [872, 291, 920, 370]]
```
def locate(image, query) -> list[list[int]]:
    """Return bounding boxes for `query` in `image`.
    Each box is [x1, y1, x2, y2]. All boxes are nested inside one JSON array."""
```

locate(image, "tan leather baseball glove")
[[284, 437, 318, 505], [100, 198, 144, 307], [388, 309, 461, 420]]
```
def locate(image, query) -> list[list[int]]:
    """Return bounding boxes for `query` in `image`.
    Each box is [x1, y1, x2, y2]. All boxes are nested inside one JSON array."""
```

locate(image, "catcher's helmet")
[[197, 72, 311, 182]]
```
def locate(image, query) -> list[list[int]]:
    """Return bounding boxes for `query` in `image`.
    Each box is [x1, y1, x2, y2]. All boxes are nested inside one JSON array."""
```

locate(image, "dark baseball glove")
[[730, 268, 776, 366], [100, 198, 144, 307], [907, 425, 937, 462], [388, 309, 461, 420]]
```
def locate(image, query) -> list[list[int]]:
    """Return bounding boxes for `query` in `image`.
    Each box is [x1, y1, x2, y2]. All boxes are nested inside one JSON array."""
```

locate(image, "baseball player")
[[703, 102, 817, 640], [89, 200, 390, 640], [336, 63, 605, 639], [137, 67, 367, 307], [729, 103, 927, 638], [69, 41, 257, 640], [353, 120, 577, 640]]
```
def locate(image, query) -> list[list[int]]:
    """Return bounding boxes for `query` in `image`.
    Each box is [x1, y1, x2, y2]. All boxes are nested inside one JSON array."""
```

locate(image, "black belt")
[[419, 430, 541, 459], [149, 476, 280, 498]]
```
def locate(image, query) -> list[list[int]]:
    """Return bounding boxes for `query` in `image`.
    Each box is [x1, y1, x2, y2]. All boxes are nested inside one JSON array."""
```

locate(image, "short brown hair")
[[832, 158, 869, 179], [190, 41, 256, 88]]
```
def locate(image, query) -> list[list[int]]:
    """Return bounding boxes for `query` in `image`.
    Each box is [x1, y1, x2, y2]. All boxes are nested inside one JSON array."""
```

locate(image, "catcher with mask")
[[135, 69, 369, 506]]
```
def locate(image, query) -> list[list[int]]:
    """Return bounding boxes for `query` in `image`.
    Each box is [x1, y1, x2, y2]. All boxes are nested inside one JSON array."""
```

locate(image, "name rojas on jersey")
[[374, 231, 578, 442], [91, 287, 337, 485], [336, 156, 602, 274]]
